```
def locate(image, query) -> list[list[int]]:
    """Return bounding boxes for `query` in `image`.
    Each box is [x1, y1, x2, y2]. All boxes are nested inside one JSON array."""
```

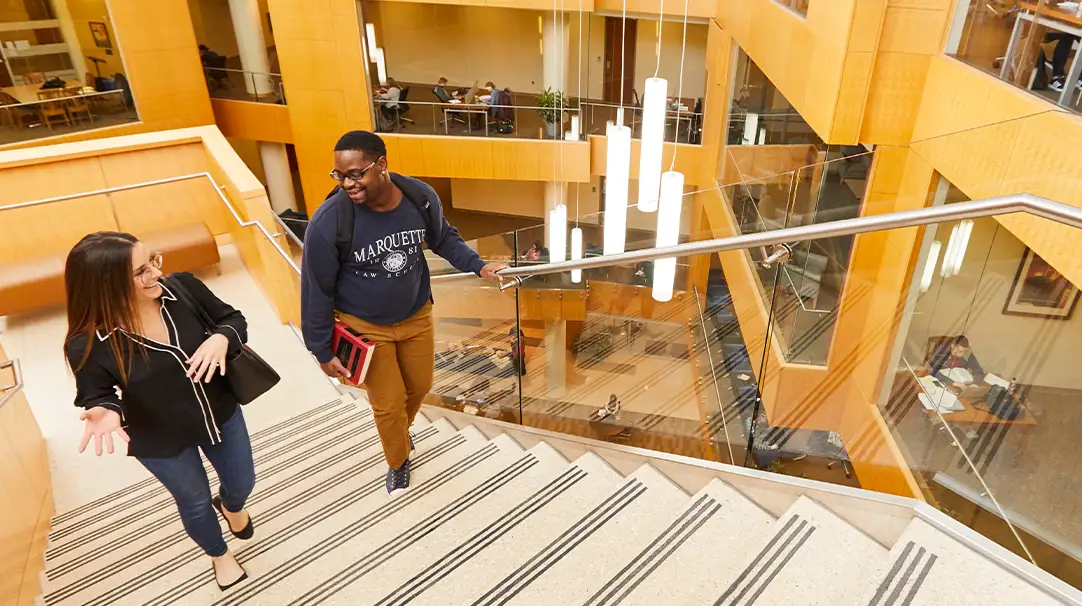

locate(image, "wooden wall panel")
[[908, 57, 1082, 290], [380, 135, 592, 183], [0, 196, 117, 262], [267, 0, 372, 214], [211, 100, 294, 144], [595, 0, 713, 18], [589, 136, 704, 185], [0, 344, 52, 606]]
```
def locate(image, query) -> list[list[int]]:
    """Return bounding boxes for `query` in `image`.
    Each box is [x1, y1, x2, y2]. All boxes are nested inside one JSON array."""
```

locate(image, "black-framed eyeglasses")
[[133, 252, 163, 282], [329, 159, 379, 184]]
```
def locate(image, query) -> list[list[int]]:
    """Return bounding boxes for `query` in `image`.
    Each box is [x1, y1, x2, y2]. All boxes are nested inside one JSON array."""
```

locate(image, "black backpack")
[[325, 182, 434, 266], [985, 385, 1022, 420]]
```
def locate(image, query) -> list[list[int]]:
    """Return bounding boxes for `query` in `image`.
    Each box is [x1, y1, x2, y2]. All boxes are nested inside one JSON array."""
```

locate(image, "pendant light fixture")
[[604, 121, 631, 255], [550, 204, 568, 263], [652, 170, 684, 302], [638, 76, 667, 212], [571, 227, 583, 283], [604, 0, 631, 255]]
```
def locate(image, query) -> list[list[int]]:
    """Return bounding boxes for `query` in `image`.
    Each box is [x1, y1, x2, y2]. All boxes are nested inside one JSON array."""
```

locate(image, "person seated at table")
[[1042, 33, 1081, 92], [434, 77, 455, 103], [479, 81, 496, 104], [928, 335, 985, 391]]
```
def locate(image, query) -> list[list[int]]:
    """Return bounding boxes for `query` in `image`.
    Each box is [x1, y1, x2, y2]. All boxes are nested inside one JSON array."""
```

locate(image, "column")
[[545, 320, 568, 398], [228, 0, 274, 96], [542, 12, 570, 93], [258, 141, 298, 213]]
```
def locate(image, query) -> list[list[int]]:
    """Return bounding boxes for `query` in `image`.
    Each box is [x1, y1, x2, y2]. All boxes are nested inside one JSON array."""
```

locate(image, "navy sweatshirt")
[[301, 173, 485, 364]]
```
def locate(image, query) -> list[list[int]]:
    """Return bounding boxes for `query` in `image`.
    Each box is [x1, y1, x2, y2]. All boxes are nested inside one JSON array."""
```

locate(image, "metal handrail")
[[0, 172, 300, 275], [0, 359, 24, 410], [432, 193, 1082, 282]]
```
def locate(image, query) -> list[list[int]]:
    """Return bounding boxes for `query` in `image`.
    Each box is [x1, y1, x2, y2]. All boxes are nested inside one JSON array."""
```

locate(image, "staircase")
[[38, 396, 1078, 605]]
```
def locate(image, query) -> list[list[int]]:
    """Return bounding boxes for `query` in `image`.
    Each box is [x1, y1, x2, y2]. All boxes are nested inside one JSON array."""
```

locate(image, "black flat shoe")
[[213, 561, 248, 592], [212, 496, 254, 540]]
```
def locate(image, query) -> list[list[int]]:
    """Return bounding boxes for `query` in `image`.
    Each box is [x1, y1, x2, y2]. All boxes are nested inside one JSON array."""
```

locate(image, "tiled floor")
[[0, 244, 338, 512]]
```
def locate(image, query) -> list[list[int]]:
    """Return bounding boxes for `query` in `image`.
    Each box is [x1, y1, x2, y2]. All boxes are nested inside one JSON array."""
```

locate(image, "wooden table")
[[1004, 2, 1082, 106], [1, 81, 86, 104], [442, 102, 489, 135], [911, 373, 1037, 427]]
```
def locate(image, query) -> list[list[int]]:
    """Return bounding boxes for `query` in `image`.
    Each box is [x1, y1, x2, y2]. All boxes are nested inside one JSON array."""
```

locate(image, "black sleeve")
[[173, 272, 248, 356], [65, 336, 126, 423]]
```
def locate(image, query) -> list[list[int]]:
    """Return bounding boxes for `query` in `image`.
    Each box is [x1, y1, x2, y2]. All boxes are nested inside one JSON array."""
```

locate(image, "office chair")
[[396, 86, 414, 127]]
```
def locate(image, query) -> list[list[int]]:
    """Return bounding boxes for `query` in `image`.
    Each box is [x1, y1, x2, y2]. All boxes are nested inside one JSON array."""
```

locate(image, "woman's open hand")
[[187, 333, 230, 383], [78, 407, 129, 456]]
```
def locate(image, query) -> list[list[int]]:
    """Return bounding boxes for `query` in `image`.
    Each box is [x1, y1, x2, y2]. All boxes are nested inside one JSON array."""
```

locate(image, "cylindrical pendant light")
[[570, 227, 583, 283], [637, 77, 668, 212], [652, 170, 684, 302], [604, 122, 631, 255], [549, 204, 567, 263]]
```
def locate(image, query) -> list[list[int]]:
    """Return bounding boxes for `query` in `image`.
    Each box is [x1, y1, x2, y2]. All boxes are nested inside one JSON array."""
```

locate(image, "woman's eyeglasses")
[[329, 159, 379, 184], [133, 252, 163, 282]]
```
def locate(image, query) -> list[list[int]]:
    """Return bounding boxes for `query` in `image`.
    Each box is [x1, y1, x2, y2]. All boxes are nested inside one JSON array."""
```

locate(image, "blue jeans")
[[137, 408, 255, 557]]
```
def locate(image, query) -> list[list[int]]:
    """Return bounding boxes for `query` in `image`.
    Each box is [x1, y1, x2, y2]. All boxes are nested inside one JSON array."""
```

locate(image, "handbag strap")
[[162, 275, 217, 336]]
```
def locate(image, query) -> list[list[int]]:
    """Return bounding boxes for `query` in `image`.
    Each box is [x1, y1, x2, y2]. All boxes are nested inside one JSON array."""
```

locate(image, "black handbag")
[[164, 276, 280, 405]]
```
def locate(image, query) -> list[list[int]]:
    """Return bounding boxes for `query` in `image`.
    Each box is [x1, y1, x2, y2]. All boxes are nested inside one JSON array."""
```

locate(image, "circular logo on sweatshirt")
[[383, 250, 408, 273]]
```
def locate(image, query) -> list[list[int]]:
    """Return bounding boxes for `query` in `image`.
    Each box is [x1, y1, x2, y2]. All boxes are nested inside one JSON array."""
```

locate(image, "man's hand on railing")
[[78, 407, 129, 456], [479, 262, 510, 281]]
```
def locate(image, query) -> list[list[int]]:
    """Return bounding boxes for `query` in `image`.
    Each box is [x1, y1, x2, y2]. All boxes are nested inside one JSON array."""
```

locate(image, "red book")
[[331, 321, 374, 385]]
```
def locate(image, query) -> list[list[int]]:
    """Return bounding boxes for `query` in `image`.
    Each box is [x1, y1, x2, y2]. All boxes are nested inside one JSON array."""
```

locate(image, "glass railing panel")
[[0, 89, 136, 147], [372, 99, 579, 140], [203, 68, 285, 104], [427, 231, 523, 422], [886, 213, 1081, 584], [580, 101, 704, 144], [947, 1, 1082, 114]]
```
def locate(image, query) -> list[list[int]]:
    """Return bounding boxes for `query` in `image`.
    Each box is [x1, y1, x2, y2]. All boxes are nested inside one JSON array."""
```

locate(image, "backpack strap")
[[329, 187, 354, 266]]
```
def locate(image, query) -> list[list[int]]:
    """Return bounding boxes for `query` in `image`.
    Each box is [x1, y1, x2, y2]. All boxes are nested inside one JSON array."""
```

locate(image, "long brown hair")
[[64, 231, 146, 382]]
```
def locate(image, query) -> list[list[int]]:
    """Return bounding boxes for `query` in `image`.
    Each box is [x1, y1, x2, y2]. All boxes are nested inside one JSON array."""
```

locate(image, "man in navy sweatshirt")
[[301, 131, 507, 495]]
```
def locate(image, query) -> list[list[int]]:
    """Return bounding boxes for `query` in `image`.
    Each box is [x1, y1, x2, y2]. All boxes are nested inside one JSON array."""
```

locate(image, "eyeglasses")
[[133, 252, 163, 282], [329, 159, 379, 185]]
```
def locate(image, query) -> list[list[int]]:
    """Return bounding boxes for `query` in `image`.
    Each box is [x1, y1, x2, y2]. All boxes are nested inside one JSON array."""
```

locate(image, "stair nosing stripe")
[[899, 553, 937, 606], [742, 525, 816, 606], [601, 500, 723, 606], [478, 482, 648, 606], [295, 454, 560, 606], [375, 467, 590, 606], [713, 515, 802, 605], [47, 399, 347, 525], [586, 494, 716, 606], [883, 546, 927, 606], [72, 433, 478, 606], [47, 427, 457, 606], [48, 409, 366, 539], [46, 426, 393, 577], [867, 541, 916, 606], [725, 519, 811, 606], [216, 442, 506, 606], [46, 417, 379, 559], [472, 480, 646, 606], [134, 441, 405, 606]]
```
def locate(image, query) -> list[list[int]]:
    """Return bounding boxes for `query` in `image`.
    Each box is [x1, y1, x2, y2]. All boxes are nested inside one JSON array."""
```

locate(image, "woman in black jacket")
[[63, 231, 255, 591]]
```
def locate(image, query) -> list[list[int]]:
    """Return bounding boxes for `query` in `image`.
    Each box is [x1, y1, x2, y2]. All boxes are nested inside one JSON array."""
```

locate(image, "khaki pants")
[[337, 302, 434, 470]]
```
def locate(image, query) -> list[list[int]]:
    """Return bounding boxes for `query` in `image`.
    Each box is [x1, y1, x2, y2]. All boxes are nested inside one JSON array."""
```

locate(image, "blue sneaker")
[[386, 459, 411, 496]]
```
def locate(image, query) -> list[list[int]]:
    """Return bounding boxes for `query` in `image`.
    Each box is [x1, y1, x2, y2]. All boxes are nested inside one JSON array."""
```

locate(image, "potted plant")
[[536, 87, 569, 138]]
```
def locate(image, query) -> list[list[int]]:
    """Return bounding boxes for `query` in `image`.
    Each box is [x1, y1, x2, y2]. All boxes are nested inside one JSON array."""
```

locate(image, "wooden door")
[[602, 17, 637, 104]]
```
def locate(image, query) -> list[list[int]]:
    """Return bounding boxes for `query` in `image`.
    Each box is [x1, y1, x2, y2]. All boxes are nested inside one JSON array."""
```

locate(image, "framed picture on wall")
[[1003, 247, 1081, 320], [89, 22, 111, 49]]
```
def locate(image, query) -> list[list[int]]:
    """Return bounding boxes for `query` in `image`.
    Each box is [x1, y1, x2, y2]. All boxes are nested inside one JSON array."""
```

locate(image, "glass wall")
[[0, 0, 137, 146], [359, 1, 707, 142], [720, 45, 873, 365], [947, 1, 1082, 114], [186, 0, 283, 104]]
